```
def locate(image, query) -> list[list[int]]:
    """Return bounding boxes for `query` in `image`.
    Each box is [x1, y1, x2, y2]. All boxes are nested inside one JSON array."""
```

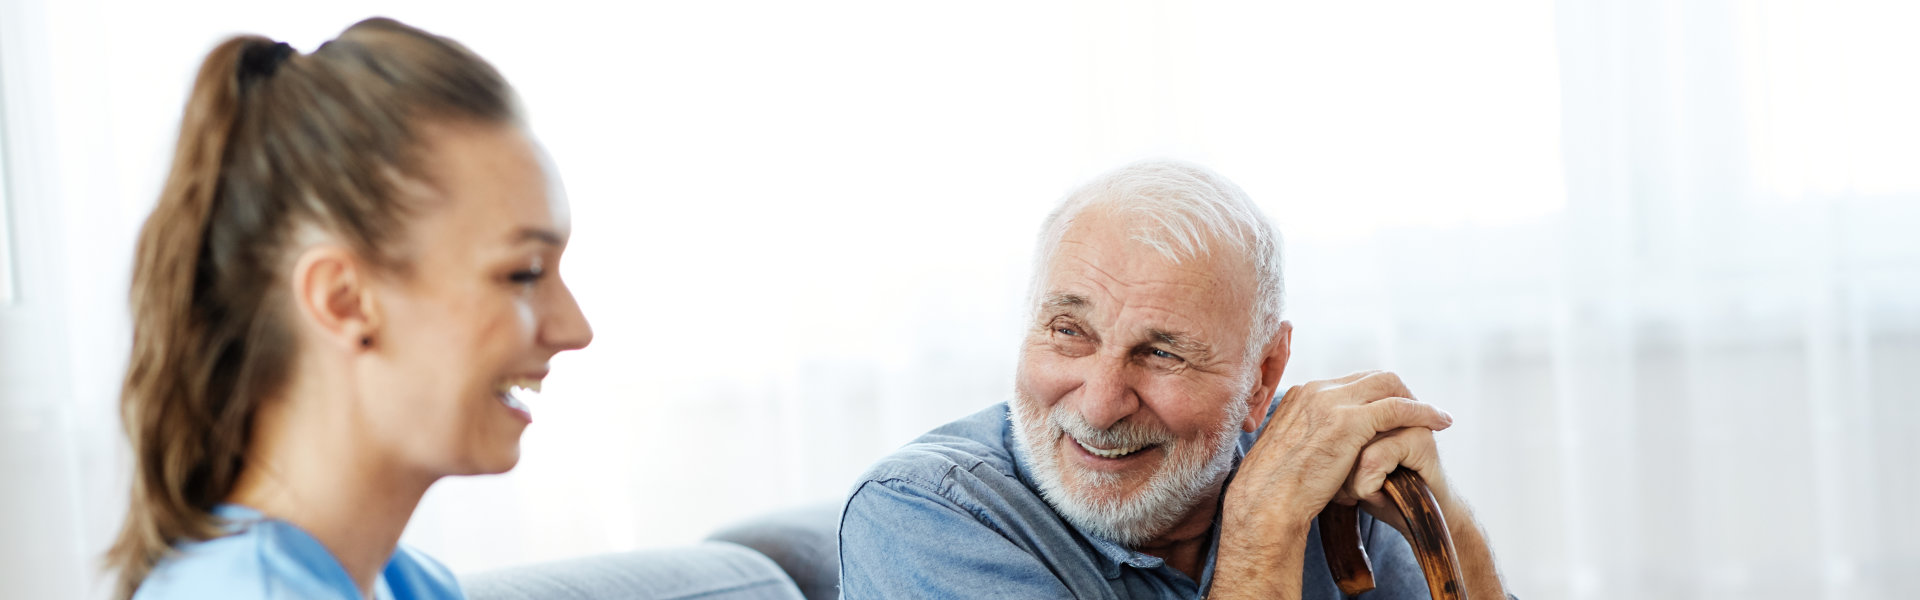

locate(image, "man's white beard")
[[1010, 391, 1249, 547]]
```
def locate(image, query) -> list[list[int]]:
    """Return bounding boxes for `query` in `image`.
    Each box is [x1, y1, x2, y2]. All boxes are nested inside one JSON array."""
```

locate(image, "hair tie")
[[238, 41, 296, 84]]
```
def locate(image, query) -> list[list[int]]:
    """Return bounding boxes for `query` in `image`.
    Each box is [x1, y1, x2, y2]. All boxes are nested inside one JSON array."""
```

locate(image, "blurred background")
[[3, 0, 1917, 598]]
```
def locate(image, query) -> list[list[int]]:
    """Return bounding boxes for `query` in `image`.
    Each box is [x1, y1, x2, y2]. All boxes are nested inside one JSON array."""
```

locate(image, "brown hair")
[[105, 18, 517, 598]]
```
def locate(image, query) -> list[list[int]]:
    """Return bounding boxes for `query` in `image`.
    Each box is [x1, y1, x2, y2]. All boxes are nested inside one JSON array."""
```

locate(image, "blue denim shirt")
[[838, 402, 1435, 599]]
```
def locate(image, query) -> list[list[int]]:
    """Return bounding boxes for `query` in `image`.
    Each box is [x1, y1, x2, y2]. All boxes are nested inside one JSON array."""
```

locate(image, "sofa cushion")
[[462, 541, 804, 600], [704, 504, 841, 600]]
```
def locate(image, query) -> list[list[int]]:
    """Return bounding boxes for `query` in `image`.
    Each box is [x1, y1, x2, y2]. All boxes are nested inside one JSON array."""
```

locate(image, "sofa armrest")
[[705, 504, 842, 600]]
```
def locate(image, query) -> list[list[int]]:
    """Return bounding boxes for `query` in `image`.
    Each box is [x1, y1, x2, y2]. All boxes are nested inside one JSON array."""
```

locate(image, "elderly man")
[[837, 160, 1510, 599]]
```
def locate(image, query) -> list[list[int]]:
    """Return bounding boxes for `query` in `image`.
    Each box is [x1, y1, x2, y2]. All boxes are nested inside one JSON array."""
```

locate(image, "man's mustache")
[[1047, 407, 1176, 450]]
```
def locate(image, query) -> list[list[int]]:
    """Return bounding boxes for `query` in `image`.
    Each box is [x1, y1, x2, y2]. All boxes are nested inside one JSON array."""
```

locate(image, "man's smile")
[[1061, 434, 1164, 472]]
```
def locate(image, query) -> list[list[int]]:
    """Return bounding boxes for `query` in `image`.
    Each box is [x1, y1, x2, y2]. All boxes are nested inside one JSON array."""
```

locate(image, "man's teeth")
[[1076, 438, 1147, 458]]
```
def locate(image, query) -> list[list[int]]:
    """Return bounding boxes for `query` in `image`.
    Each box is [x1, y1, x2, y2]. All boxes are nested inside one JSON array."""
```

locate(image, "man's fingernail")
[[1442, 411, 1455, 425]]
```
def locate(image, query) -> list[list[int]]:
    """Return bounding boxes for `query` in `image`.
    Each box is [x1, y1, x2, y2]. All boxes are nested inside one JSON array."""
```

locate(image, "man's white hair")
[[1030, 159, 1286, 360]]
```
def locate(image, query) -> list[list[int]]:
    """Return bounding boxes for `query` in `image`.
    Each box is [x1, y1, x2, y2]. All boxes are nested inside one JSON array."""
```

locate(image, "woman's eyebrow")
[[509, 227, 563, 246]]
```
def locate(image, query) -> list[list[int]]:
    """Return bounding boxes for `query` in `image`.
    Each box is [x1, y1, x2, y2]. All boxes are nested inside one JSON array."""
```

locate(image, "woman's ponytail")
[[105, 35, 285, 600]]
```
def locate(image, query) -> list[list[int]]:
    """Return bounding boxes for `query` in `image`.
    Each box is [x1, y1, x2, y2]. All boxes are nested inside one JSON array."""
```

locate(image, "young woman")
[[104, 18, 592, 599]]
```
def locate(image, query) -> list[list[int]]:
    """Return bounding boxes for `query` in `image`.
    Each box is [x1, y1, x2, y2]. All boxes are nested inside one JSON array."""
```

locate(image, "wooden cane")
[[1318, 467, 1467, 600]]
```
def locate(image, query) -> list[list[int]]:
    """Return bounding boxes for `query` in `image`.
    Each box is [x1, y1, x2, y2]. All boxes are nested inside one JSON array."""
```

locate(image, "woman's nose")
[[542, 279, 593, 351]]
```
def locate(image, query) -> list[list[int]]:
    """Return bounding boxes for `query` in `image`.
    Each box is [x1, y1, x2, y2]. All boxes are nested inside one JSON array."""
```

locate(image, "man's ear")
[[290, 245, 383, 352], [1243, 320, 1293, 433]]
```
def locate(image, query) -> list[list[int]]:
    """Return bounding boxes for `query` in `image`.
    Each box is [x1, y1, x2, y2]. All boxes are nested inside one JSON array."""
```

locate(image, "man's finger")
[[1326, 370, 1380, 386], [1331, 488, 1359, 506], [1345, 427, 1439, 502], [1290, 371, 1379, 404], [1343, 370, 1415, 403], [1362, 397, 1452, 435]]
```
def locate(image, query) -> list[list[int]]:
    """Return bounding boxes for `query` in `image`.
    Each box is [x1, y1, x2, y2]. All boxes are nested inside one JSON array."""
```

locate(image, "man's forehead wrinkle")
[[1047, 253, 1126, 309], [1058, 247, 1221, 295], [1049, 257, 1228, 331], [1082, 233, 1228, 282]]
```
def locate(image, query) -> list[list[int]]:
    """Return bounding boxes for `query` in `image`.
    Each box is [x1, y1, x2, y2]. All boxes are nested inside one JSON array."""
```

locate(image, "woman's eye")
[[509, 269, 546, 285]]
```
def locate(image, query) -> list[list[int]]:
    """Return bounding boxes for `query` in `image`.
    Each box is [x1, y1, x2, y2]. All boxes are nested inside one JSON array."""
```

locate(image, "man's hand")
[[1224, 371, 1452, 536], [1211, 371, 1452, 599], [1211, 371, 1514, 600]]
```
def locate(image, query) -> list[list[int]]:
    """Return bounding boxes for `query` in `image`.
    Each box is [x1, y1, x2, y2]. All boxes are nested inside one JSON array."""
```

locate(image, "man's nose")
[[1073, 356, 1139, 430]]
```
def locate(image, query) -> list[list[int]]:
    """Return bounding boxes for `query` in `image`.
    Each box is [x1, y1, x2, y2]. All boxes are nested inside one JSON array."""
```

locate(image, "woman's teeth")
[[502, 377, 542, 394], [496, 378, 543, 413], [1076, 437, 1147, 459]]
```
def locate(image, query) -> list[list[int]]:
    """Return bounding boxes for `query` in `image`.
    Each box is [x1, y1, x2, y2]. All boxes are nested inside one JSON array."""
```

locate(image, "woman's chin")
[[484, 441, 525, 474], [449, 442, 523, 476]]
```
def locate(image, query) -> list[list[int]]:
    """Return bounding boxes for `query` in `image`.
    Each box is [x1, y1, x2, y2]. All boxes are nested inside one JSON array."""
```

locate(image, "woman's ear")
[[1244, 320, 1294, 433], [290, 244, 383, 352]]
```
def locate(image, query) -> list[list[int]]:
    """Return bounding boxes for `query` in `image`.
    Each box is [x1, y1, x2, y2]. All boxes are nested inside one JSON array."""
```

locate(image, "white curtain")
[[1, 1, 1915, 599], [1496, 0, 1920, 597]]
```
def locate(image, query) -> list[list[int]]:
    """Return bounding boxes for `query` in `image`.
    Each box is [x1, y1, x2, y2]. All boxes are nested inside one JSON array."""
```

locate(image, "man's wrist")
[[1218, 501, 1312, 567], [1434, 488, 1474, 530], [1213, 514, 1311, 600], [1224, 484, 1324, 538]]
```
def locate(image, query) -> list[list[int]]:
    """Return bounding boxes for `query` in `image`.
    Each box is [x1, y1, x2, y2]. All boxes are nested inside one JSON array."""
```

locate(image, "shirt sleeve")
[[838, 478, 1075, 600]]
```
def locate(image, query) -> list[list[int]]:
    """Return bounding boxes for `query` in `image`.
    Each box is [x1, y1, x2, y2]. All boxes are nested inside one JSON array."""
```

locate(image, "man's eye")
[[1150, 348, 1181, 361], [1056, 327, 1080, 337]]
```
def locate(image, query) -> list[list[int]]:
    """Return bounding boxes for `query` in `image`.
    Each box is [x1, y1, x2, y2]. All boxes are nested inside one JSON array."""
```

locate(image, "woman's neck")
[[227, 383, 436, 599]]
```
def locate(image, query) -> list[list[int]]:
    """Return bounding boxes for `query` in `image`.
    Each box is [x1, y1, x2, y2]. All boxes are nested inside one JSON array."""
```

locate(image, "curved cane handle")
[[1317, 467, 1467, 600]]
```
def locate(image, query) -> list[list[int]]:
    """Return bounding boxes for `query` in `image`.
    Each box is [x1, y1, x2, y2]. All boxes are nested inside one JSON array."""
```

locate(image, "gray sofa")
[[463, 504, 842, 600]]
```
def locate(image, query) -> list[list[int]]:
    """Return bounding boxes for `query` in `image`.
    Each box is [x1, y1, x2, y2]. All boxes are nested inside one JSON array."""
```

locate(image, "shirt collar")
[[212, 503, 267, 533]]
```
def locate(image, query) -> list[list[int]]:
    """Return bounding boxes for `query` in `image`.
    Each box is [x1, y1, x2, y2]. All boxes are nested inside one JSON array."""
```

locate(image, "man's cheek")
[[1041, 357, 1092, 403]]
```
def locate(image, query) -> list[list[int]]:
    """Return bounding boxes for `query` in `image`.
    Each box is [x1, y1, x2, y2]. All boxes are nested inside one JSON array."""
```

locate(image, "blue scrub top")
[[133, 504, 464, 600]]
